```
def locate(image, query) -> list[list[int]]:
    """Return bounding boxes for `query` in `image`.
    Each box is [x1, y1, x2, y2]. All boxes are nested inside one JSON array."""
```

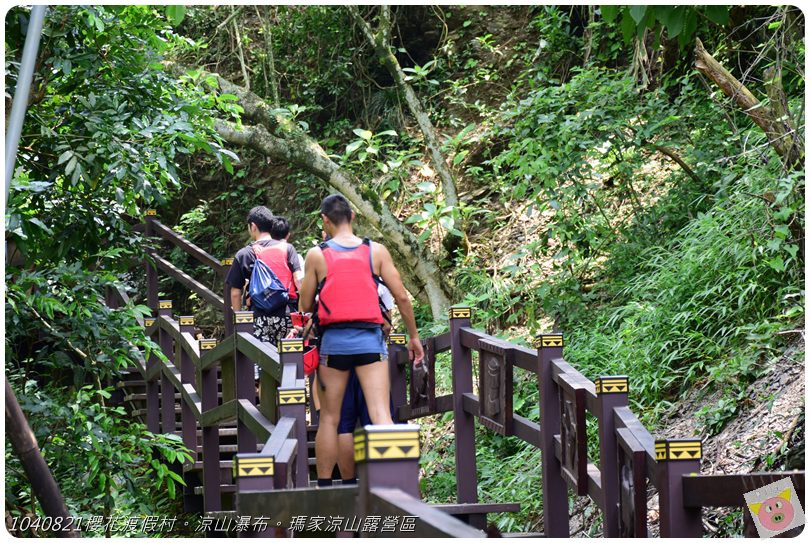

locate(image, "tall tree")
[[348, 6, 459, 210]]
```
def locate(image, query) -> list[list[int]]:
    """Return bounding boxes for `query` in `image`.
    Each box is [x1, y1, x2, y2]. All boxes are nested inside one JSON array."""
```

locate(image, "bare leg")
[[314, 365, 350, 480], [354, 360, 393, 424], [311, 374, 321, 411], [337, 433, 355, 480]]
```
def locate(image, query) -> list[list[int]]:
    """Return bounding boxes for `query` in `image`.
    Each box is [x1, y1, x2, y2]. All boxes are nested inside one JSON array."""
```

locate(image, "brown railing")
[[112, 210, 803, 537]]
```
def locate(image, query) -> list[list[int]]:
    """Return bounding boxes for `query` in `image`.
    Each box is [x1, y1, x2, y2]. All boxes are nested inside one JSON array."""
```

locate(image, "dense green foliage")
[[5, 4, 804, 537], [4, 5, 227, 534]]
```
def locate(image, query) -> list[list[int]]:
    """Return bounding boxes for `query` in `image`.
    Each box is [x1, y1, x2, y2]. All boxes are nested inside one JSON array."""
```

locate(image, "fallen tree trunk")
[[694, 38, 803, 170]]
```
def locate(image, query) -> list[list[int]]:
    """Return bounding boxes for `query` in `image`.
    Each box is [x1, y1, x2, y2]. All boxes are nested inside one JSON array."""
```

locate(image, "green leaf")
[[629, 5, 647, 25], [659, 7, 685, 38], [620, 12, 636, 44], [601, 5, 620, 23], [222, 156, 234, 174], [353, 128, 373, 141], [704, 6, 729, 26], [345, 140, 363, 155], [417, 182, 436, 193], [65, 156, 78, 176], [165, 5, 186, 26], [679, 10, 699, 48], [376, 130, 398, 137], [28, 218, 53, 234], [57, 150, 74, 165]]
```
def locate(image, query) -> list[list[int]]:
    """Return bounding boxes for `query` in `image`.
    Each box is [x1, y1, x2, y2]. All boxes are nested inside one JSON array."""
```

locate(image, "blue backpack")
[[248, 252, 289, 313]]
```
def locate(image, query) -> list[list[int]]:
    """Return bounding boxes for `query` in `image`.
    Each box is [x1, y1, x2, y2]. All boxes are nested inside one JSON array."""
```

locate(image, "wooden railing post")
[[144, 209, 160, 435], [179, 316, 202, 512], [278, 338, 308, 488], [143, 317, 160, 434], [144, 210, 158, 311], [656, 438, 702, 537], [199, 338, 221, 513], [158, 300, 175, 435], [233, 453, 275, 536], [449, 306, 478, 504], [356, 424, 421, 514], [221, 258, 234, 339], [388, 334, 408, 421], [595, 375, 629, 537], [234, 311, 258, 455], [221, 259, 236, 409], [539, 333, 569, 537]]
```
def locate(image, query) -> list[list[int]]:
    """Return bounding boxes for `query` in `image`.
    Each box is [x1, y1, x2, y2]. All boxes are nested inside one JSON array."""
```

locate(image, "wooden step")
[[117, 380, 145, 388], [308, 479, 347, 488], [126, 392, 223, 402], [195, 443, 264, 454], [194, 484, 236, 496], [133, 406, 183, 416], [172, 427, 238, 438], [184, 460, 232, 473]]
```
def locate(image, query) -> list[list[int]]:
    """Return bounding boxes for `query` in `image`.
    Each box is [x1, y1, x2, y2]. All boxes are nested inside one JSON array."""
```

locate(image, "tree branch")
[[694, 38, 802, 170]]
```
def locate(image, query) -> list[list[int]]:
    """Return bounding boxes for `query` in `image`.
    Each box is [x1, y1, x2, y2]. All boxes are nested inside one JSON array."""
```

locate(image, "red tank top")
[[253, 241, 297, 299], [317, 238, 384, 327]]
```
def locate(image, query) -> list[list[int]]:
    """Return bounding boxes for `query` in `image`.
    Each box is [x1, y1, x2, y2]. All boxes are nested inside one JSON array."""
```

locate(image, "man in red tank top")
[[299, 194, 425, 488]]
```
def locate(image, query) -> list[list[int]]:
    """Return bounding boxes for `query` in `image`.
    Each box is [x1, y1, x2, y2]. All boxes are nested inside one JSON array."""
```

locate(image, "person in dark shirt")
[[225, 207, 302, 346]]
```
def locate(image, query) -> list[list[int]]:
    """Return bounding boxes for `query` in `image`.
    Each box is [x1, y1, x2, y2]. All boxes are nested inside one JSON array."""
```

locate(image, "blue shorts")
[[337, 370, 396, 434]]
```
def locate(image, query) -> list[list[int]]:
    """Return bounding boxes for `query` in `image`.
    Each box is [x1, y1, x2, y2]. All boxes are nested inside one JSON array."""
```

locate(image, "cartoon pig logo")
[[749, 488, 795, 532]]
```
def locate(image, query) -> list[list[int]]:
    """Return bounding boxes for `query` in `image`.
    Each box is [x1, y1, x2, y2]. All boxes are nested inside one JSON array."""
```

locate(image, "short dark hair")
[[320, 194, 352, 226], [270, 216, 290, 240], [247, 206, 274, 233]]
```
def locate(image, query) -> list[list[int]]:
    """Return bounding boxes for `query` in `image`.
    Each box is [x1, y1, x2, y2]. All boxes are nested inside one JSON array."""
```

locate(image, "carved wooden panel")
[[617, 427, 647, 537], [477, 339, 513, 435], [558, 384, 587, 495]]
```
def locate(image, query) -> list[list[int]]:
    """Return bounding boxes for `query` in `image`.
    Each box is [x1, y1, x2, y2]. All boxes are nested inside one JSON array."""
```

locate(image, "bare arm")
[[230, 286, 242, 312], [293, 271, 303, 291], [375, 243, 424, 364], [298, 248, 324, 313]]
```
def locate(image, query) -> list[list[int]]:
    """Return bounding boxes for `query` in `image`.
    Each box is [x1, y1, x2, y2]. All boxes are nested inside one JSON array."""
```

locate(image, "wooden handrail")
[[237, 400, 274, 442], [149, 219, 227, 276], [369, 488, 485, 537], [682, 472, 805, 507], [198, 334, 234, 370], [201, 399, 237, 427], [260, 417, 296, 459], [148, 249, 225, 309], [178, 332, 200, 365], [613, 406, 658, 477], [235, 333, 281, 380], [280, 362, 296, 388]]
